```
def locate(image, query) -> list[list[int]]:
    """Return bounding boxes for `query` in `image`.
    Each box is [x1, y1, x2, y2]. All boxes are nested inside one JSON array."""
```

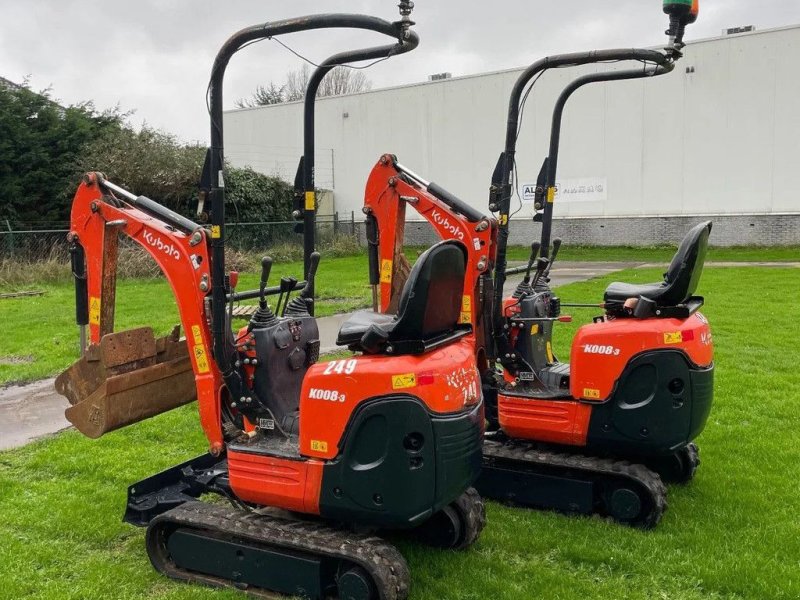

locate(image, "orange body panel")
[[227, 450, 324, 514], [570, 312, 714, 402], [299, 337, 481, 460], [364, 155, 496, 330], [69, 175, 225, 450], [498, 395, 592, 446]]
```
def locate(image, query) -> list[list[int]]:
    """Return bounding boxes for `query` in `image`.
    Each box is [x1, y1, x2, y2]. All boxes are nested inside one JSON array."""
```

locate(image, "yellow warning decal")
[[546, 341, 555, 364], [547, 187, 557, 203], [210, 225, 221, 239], [88, 297, 101, 326], [392, 373, 417, 390], [459, 295, 472, 324], [311, 440, 328, 453], [193, 344, 210, 373], [583, 388, 601, 400], [499, 214, 509, 226], [305, 191, 316, 211], [380, 259, 393, 284], [664, 332, 683, 345], [531, 324, 540, 335], [191, 325, 204, 345]]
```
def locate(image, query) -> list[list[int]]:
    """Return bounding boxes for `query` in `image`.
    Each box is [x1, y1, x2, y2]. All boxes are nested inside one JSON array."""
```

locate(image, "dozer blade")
[[55, 326, 196, 438]]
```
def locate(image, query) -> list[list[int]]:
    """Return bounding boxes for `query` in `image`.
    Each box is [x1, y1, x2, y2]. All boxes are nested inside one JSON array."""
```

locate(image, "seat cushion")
[[336, 310, 397, 347], [604, 281, 669, 305]]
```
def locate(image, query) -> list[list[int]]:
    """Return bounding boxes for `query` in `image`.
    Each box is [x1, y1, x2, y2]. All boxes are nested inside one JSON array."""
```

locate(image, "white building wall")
[[224, 26, 800, 222]]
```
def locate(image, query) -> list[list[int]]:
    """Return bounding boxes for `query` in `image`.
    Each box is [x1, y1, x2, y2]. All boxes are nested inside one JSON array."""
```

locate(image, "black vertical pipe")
[[539, 65, 668, 259]]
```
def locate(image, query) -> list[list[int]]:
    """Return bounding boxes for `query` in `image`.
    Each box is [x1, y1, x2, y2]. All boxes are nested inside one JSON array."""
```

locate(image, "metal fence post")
[[5, 220, 13, 259]]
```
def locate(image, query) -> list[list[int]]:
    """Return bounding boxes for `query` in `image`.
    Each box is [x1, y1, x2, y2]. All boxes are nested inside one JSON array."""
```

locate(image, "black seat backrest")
[[390, 241, 467, 342], [661, 221, 712, 305]]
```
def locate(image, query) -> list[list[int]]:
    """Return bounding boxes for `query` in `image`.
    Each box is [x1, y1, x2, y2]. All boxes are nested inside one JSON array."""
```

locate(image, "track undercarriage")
[[476, 436, 699, 529], [126, 454, 485, 600]]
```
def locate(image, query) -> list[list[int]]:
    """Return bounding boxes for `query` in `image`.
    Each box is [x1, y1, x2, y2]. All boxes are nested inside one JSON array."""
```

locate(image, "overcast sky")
[[2, 0, 799, 143]]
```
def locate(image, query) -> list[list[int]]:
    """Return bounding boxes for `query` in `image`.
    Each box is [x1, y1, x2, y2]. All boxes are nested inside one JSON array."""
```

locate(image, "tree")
[[235, 83, 285, 109], [78, 124, 294, 224], [238, 64, 372, 107], [77, 125, 206, 214], [0, 81, 124, 224]]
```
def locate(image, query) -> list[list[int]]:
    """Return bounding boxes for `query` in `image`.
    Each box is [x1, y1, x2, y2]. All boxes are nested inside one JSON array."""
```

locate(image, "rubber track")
[[146, 501, 410, 600], [482, 439, 668, 529]]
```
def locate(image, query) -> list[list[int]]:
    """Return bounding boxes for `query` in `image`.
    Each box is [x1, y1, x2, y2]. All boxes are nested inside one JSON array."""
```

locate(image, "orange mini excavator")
[[359, 1, 710, 528], [55, 5, 487, 599]]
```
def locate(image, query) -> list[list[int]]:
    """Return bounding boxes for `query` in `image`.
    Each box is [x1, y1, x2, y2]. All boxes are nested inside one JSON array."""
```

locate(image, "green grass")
[[503, 244, 800, 263], [1, 266, 799, 598], [0, 256, 372, 385], [2, 248, 796, 385]]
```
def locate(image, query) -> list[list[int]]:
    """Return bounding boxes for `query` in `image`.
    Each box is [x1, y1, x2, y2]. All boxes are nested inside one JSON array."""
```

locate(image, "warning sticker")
[[210, 225, 221, 239], [305, 191, 316, 211], [311, 440, 328, 453], [547, 187, 557, 203], [459, 295, 472, 324], [664, 332, 683, 345], [193, 344, 210, 373], [546, 341, 555, 364], [583, 388, 601, 400], [392, 373, 417, 390], [191, 324, 204, 345], [89, 297, 101, 326], [380, 259, 393, 284]]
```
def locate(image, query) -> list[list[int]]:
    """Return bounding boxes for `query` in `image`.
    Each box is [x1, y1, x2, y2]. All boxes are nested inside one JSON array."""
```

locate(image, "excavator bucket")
[[55, 326, 196, 438]]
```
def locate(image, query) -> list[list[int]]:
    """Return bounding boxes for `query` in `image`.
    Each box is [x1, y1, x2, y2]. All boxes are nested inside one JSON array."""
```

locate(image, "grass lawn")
[[1, 265, 799, 598], [1, 247, 796, 386]]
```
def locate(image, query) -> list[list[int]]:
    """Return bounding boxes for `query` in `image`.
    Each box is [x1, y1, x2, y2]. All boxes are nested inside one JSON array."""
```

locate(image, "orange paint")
[[228, 450, 323, 514], [498, 394, 592, 446], [299, 338, 481, 460], [570, 312, 714, 402]]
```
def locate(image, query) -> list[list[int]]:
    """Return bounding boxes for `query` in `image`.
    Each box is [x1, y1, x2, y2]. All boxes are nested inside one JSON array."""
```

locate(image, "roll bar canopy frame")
[[488, 48, 679, 364], [205, 11, 419, 372]]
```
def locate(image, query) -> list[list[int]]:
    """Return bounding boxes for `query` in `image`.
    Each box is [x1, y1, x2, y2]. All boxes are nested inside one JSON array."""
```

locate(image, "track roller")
[[647, 442, 701, 484], [145, 501, 410, 600], [409, 488, 486, 550]]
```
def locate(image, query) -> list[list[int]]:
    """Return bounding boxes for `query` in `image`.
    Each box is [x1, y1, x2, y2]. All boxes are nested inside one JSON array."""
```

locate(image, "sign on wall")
[[520, 177, 607, 204]]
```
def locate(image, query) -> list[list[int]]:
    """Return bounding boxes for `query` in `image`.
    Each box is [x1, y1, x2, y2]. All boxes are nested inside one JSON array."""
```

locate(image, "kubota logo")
[[143, 231, 180, 260], [431, 210, 464, 241]]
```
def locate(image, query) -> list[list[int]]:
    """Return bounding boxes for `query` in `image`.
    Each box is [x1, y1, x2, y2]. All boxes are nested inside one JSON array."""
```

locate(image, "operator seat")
[[604, 221, 712, 310], [337, 240, 469, 355]]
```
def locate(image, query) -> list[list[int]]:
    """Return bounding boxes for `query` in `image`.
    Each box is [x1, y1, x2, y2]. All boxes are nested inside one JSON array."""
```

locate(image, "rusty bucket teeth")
[[55, 327, 196, 438]]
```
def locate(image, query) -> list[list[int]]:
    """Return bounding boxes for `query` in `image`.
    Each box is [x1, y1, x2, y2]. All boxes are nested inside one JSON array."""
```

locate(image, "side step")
[[477, 438, 667, 529], [146, 501, 410, 600]]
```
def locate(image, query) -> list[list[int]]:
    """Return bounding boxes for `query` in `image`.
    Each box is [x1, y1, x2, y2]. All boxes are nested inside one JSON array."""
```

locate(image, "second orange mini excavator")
[[355, 0, 710, 529]]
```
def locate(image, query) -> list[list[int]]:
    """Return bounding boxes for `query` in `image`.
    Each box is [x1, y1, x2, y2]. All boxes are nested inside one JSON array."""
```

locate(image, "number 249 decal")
[[322, 359, 358, 375], [582, 344, 621, 356]]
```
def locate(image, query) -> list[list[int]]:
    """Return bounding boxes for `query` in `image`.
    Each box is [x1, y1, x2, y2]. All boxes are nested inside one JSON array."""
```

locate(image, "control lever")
[[277, 277, 298, 317], [300, 252, 321, 299], [259, 257, 273, 309], [523, 242, 541, 284], [543, 238, 562, 279]]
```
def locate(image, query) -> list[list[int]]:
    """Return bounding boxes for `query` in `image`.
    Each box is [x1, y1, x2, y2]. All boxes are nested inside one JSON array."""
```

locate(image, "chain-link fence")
[[0, 213, 363, 263]]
